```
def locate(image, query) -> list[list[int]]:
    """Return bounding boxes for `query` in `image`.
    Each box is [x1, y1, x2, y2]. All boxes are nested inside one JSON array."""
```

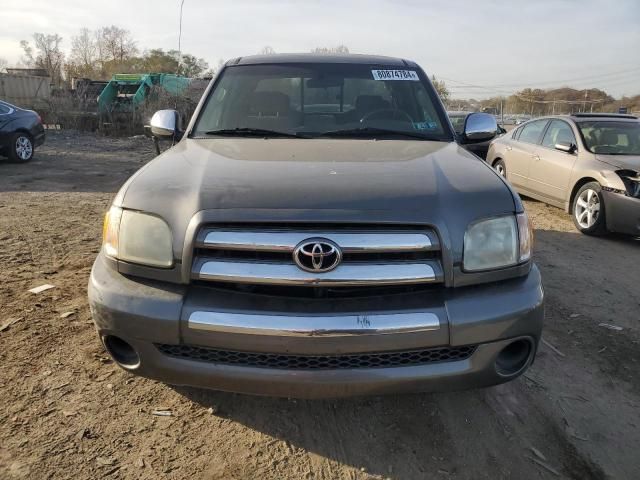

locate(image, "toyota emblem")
[[293, 238, 342, 273]]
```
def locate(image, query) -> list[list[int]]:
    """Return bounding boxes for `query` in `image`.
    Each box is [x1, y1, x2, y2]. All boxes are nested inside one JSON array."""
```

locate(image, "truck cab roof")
[[228, 53, 419, 68]]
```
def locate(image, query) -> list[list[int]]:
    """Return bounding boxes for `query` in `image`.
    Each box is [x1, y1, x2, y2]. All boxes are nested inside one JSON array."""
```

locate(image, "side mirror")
[[555, 142, 576, 153], [150, 109, 181, 138], [148, 109, 183, 155], [462, 112, 498, 143]]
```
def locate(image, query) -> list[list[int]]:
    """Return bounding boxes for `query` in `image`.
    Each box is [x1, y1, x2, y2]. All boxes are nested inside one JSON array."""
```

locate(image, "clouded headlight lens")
[[463, 215, 518, 271], [516, 212, 532, 263], [102, 206, 173, 268]]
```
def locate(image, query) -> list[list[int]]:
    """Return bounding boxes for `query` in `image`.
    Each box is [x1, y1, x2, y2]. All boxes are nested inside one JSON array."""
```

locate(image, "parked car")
[[89, 54, 543, 398], [0, 100, 45, 162], [487, 113, 640, 235], [448, 111, 506, 159]]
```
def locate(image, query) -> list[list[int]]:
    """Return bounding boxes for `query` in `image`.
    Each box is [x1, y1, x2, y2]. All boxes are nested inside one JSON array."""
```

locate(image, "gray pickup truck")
[[89, 54, 543, 398]]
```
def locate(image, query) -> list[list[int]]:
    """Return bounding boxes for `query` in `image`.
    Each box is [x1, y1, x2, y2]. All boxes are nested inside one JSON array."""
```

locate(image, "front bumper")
[[603, 190, 640, 236], [89, 254, 544, 398]]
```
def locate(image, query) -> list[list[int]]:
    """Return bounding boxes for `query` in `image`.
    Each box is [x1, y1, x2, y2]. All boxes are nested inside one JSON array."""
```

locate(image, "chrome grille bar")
[[197, 231, 437, 253], [192, 227, 444, 288], [192, 259, 442, 286], [187, 311, 440, 336]]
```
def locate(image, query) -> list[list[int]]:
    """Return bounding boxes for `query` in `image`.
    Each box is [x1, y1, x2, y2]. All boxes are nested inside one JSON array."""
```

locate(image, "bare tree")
[[0, 57, 7, 73], [94, 29, 107, 74], [69, 28, 98, 77], [20, 33, 65, 86], [98, 26, 138, 63], [19, 40, 34, 66], [200, 58, 226, 78], [311, 45, 350, 54], [259, 46, 276, 55]]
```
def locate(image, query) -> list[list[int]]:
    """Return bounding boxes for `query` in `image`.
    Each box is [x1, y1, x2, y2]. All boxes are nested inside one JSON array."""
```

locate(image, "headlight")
[[463, 213, 532, 271], [102, 206, 174, 268], [516, 212, 533, 263]]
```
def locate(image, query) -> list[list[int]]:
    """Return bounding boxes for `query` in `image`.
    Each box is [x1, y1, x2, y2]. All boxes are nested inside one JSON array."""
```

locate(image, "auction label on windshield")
[[372, 70, 420, 81]]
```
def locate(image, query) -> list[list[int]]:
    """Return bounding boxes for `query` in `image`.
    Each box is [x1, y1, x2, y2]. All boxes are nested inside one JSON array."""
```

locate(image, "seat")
[[245, 91, 293, 130], [584, 129, 599, 147], [600, 130, 618, 146]]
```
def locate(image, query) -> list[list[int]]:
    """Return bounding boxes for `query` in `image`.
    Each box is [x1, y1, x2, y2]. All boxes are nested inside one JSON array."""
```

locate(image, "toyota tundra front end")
[[88, 54, 544, 398]]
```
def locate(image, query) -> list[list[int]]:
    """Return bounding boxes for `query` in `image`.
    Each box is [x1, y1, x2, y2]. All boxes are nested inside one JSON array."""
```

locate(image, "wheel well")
[[491, 157, 502, 167], [568, 177, 598, 212]]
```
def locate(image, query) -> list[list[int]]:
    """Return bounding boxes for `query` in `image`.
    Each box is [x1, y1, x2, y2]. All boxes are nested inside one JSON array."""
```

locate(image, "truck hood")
[[596, 154, 640, 171], [119, 138, 516, 259]]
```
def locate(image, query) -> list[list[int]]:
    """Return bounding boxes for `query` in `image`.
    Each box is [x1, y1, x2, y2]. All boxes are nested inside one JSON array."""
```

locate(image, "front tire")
[[572, 182, 607, 235], [9, 133, 34, 162], [493, 159, 506, 178]]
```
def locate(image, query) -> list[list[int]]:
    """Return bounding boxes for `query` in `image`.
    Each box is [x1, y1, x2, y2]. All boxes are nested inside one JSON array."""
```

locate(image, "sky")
[[1, 0, 639, 99]]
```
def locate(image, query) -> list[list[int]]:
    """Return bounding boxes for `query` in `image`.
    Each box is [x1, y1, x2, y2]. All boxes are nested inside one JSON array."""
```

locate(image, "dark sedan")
[[0, 100, 45, 162]]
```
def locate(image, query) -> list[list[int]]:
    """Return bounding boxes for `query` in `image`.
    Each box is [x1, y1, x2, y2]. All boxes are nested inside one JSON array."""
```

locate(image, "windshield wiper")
[[203, 128, 305, 138], [317, 127, 441, 141]]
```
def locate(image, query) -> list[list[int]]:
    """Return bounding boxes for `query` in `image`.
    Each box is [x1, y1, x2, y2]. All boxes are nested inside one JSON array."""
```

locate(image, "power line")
[[483, 67, 640, 88], [440, 66, 640, 93]]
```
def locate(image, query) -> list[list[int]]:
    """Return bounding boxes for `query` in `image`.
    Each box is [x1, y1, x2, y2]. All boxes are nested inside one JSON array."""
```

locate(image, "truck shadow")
[[171, 383, 492, 478], [167, 227, 638, 478]]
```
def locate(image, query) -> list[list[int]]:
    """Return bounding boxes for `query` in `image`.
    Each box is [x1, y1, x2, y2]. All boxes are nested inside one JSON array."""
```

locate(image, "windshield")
[[193, 64, 450, 140], [578, 120, 640, 155]]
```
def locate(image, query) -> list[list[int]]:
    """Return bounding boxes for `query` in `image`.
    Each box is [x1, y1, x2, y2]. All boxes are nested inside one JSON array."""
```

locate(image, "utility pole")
[[530, 96, 534, 117], [177, 0, 185, 75]]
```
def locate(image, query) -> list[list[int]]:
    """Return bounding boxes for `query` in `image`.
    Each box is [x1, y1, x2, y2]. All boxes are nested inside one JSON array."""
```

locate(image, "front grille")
[[190, 225, 444, 292], [156, 344, 476, 370], [191, 280, 440, 299]]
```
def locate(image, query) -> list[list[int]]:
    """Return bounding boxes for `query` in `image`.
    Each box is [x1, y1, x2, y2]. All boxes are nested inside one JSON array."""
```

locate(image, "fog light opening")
[[495, 339, 532, 376], [103, 335, 140, 368]]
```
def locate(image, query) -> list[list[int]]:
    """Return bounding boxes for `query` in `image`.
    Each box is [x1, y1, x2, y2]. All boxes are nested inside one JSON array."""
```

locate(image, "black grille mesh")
[[156, 344, 476, 370]]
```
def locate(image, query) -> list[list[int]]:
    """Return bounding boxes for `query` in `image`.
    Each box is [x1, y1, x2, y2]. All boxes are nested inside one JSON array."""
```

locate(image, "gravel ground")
[[0, 131, 638, 480]]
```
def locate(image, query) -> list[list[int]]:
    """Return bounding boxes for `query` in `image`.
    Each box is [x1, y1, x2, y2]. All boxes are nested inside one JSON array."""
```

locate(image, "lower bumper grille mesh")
[[156, 344, 476, 370]]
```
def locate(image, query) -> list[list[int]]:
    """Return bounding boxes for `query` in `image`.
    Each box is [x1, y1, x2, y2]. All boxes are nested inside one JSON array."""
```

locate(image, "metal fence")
[[0, 73, 51, 109]]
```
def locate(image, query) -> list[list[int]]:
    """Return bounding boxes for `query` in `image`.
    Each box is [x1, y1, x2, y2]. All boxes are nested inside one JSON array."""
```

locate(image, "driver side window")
[[542, 120, 576, 150]]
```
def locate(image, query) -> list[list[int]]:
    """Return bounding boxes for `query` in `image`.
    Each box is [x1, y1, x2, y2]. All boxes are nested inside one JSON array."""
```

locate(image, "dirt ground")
[[1, 131, 638, 480]]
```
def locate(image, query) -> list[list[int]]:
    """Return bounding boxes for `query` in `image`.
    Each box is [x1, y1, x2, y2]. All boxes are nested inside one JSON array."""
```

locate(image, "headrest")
[[600, 130, 619, 145], [248, 91, 290, 117]]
